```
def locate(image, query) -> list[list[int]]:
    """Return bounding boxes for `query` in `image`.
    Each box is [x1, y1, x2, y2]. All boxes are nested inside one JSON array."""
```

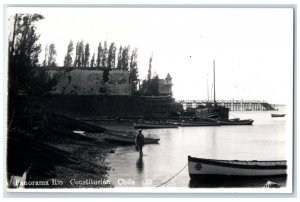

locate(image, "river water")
[[107, 107, 290, 188]]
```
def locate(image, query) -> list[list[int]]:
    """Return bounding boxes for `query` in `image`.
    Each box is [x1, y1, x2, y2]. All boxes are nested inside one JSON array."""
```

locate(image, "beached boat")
[[218, 118, 254, 125], [133, 122, 178, 129], [188, 156, 287, 179], [271, 114, 285, 118], [104, 131, 160, 144]]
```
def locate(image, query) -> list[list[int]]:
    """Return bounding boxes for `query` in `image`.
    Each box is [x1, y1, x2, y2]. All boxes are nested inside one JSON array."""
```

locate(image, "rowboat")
[[133, 122, 178, 129], [218, 119, 254, 125], [180, 121, 221, 127], [188, 156, 287, 179], [271, 114, 285, 118], [104, 131, 160, 144]]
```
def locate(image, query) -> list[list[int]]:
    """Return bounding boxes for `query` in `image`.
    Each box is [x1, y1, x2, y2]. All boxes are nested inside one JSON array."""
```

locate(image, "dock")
[[177, 100, 277, 111]]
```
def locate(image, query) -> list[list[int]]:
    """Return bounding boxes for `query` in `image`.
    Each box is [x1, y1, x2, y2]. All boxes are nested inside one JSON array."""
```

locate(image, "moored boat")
[[195, 105, 230, 120], [133, 122, 178, 129], [218, 118, 254, 125], [271, 114, 285, 118], [180, 121, 221, 127], [188, 156, 287, 179], [104, 130, 160, 144]]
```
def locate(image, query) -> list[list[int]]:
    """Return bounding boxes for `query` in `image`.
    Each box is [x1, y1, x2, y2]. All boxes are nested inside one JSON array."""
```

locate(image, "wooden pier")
[[177, 100, 277, 111]]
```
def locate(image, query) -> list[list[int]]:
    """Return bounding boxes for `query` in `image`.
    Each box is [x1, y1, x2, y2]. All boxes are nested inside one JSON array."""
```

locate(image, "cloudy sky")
[[8, 7, 294, 104]]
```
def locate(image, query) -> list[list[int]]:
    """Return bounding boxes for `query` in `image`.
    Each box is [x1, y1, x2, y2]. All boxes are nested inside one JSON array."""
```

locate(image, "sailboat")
[[195, 60, 229, 120]]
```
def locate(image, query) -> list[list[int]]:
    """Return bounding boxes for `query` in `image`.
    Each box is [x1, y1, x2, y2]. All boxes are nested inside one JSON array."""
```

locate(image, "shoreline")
[[7, 127, 118, 189]]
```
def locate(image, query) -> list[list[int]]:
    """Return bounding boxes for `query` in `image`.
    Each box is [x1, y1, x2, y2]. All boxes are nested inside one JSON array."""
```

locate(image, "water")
[[107, 109, 288, 188]]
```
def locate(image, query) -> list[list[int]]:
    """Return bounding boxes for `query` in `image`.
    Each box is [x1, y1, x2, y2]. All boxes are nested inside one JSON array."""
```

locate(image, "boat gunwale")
[[188, 156, 287, 170]]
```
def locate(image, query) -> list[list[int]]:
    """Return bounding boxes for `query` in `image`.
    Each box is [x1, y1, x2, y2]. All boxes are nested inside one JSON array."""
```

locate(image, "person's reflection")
[[136, 156, 144, 174]]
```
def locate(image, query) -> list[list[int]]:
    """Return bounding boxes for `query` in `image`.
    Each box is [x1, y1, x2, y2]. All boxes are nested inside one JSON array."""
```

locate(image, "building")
[[47, 67, 133, 95], [36, 68, 180, 118], [158, 73, 173, 96]]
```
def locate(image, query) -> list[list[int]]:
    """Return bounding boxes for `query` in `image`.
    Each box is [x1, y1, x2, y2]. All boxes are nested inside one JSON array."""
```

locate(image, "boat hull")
[[188, 156, 287, 179], [271, 114, 285, 117], [195, 106, 230, 120], [134, 123, 178, 129], [104, 132, 160, 144], [219, 119, 254, 125], [181, 122, 221, 127]]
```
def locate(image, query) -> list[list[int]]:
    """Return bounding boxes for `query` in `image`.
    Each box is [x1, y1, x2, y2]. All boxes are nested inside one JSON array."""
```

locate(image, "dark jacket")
[[136, 134, 144, 146]]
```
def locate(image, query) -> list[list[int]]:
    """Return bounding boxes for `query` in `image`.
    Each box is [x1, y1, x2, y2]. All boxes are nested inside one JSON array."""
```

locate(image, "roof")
[[166, 73, 172, 79]]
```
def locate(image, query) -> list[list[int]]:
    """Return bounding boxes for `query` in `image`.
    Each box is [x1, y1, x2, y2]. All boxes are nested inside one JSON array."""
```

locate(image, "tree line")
[[43, 40, 139, 72], [42, 39, 139, 87]]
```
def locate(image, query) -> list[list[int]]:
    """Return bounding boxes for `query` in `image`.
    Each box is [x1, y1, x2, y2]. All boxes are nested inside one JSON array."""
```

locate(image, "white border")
[[1, 0, 298, 198]]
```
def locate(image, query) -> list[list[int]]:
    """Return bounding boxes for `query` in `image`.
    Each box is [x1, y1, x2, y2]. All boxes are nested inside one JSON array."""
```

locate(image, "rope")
[[156, 163, 188, 187]]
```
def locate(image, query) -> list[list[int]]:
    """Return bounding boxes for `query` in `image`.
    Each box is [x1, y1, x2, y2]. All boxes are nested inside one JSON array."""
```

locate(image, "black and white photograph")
[[4, 2, 295, 195]]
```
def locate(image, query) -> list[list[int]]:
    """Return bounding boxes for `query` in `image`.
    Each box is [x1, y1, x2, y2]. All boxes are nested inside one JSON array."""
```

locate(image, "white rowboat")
[[188, 156, 287, 179]]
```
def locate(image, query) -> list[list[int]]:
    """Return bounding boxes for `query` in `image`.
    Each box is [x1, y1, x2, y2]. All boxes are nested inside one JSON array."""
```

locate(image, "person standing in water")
[[135, 129, 145, 157]]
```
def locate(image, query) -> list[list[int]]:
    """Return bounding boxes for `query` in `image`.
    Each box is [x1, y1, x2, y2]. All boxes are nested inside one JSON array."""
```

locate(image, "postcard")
[[4, 3, 295, 196]]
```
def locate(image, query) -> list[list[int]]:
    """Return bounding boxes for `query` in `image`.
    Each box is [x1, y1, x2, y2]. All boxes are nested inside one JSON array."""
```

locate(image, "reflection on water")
[[188, 175, 287, 188], [107, 110, 289, 188], [136, 156, 144, 174]]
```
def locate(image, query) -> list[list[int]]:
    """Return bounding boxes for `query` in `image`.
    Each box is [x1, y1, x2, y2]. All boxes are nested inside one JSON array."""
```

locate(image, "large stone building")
[[47, 67, 133, 95], [40, 67, 181, 118], [48, 67, 173, 97]]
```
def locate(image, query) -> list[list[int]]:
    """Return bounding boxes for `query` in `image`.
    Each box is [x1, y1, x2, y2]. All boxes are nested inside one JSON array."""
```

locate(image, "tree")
[[116, 46, 122, 70], [80, 41, 85, 68], [8, 13, 57, 129], [147, 54, 153, 81], [121, 45, 130, 71], [9, 13, 45, 97], [83, 43, 90, 67], [90, 53, 95, 68], [140, 75, 159, 96], [63, 40, 74, 67], [96, 42, 103, 68], [42, 45, 48, 67], [139, 54, 160, 96], [130, 48, 138, 73], [101, 41, 108, 68], [149, 75, 160, 96], [129, 48, 139, 93], [47, 43, 57, 67], [73, 42, 79, 67], [73, 40, 84, 67], [107, 42, 116, 69]]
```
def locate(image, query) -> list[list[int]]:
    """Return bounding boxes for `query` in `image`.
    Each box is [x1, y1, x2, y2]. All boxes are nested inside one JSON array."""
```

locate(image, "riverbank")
[[7, 129, 115, 189]]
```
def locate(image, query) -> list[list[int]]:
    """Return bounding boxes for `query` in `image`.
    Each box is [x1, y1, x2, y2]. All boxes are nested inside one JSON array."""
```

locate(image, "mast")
[[213, 60, 216, 105], [207, 74, 209, 102]]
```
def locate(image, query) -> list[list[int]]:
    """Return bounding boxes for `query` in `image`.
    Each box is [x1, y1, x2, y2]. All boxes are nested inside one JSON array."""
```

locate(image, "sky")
[[7, 7, 294, 104]]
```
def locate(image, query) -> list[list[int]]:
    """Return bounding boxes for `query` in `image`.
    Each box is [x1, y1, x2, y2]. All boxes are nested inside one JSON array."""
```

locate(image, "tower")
[[165, 73, 173, 96]]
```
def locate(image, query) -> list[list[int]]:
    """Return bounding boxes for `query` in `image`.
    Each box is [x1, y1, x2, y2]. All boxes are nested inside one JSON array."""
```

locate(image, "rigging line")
[[156, 163, 188, 187]]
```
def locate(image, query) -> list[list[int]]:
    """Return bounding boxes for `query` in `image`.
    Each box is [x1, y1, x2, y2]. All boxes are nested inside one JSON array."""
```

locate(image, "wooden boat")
[[180, 121, 221, 127], [104, 131, 160, 144], [271, 114, 285, 118], [218, 118, 254, 125], [133, 122, 178, 129], [195, 105, 229, 120], [188, 156, 287, 179]]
